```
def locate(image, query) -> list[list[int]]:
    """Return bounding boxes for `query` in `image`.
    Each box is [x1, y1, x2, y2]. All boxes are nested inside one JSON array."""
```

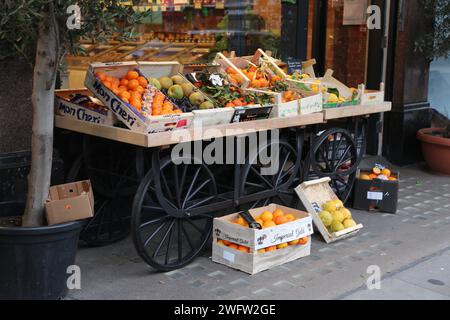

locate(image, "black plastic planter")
[[0, 201, 84, 300]]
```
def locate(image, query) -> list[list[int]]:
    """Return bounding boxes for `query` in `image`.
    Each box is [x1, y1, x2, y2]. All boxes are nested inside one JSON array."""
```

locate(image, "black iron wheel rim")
[[132, 156, 217, 271], [309, 128, 358, 178], [303, 128, 359, 203]]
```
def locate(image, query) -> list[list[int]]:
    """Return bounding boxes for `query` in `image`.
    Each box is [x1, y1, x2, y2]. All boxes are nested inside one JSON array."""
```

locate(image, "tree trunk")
[[22, 20, 58, 227]]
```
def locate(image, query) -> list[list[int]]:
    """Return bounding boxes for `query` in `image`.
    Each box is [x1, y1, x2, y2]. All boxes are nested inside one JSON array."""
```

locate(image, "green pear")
[[189, 92, 205, 106], [149, 78, 161, 90], [171, 75, 185, 85], [199, 101, 214, 110], [159, 77, 173, 90], [181, 83, 194, 97], [168, 85, 184, 100]]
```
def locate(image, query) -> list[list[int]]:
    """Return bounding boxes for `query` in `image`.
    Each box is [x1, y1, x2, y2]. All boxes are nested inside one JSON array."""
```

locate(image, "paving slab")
[[67, 158, 450, 300]]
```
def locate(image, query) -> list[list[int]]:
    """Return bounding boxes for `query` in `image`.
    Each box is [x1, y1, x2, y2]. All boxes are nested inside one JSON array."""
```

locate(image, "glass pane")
[[323, 0, 368, 87]]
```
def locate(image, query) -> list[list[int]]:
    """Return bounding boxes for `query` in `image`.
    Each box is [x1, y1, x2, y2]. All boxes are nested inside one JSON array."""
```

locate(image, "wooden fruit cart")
[[55, 100, 391, 271]]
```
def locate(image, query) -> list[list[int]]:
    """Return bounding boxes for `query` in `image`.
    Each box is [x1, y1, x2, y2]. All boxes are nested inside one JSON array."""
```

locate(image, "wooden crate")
[[295, 177, 363, 243], [212, 236, 311, 275], [213, 204, 313, 249], [212, 204, 313, 274], [213, 52, 250, 88], [85, 61, 193, 133], [55, 89, 117, 126]]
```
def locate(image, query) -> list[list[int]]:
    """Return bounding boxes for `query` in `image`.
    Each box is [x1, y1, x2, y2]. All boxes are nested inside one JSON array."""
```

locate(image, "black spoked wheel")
[[304, 128, 358, 203], [67, 154, 133, 246], [239, 139, 301, 210], [132, 155, 218, 271]]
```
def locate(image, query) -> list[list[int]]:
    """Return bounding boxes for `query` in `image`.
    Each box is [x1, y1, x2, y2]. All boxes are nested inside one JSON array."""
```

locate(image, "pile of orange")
[[225, 66, 271, 88], [233, 208, 296, 229], [360, 167, 397, 181], [96, 70, 148, 111], [281, 91, 300, 103], [217, 237, 309, 254]]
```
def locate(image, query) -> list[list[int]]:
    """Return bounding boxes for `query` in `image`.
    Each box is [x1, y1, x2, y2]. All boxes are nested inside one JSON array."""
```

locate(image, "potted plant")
[[415, 0, 450, 175], [0, 1, 149, 299]]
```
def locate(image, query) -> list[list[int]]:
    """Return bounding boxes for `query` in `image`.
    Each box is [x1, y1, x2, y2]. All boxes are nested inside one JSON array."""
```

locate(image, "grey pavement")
[[67, 157, 450, 300]]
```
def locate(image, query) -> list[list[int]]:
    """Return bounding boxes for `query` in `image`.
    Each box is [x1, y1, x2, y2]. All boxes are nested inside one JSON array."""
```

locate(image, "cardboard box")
[[353, 169, 399, 214], [295, 177, 363, 243], [212, 204, 313, 274], [85, 61, 193, 133], [45, 180, 94, 225], [212, 236, 311, 275], [55, 89, 117, 126]]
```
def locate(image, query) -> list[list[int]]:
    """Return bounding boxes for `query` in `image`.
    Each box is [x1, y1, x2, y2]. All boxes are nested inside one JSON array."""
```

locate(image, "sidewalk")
[[67, 158, 450, 300]]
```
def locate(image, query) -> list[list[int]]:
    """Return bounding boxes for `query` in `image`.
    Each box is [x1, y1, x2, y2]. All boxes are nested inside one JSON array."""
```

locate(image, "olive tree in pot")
[[415, 0, 450, 175], [0, 1, 149, 299]]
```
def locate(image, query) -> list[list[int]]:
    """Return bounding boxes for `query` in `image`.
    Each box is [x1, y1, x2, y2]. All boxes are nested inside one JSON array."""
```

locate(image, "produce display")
[[94, 70, 182, 116], [318, 199, 358, 233], [359, 165, 397, 181], [186, 70, 274, 107], [148, 74, 214, 112]]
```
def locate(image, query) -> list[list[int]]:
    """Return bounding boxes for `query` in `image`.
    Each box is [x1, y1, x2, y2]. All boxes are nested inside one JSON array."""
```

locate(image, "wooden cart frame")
[[55, 102, 391, 271]]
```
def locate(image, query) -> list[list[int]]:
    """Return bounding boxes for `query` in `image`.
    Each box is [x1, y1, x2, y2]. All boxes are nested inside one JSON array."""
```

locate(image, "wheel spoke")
[[180, 220, 195, 251], [143, 221, 168, 247], [139, 216, 168, 230], [185, 217, 204, 234], [182, 166, 202, 208], [185, 195, 216, 210], [153, 219, 175, 259], [184, 179, 211, 205], [275, 151, 291, 186], [177, 219, 183, 262], [250, 166, 273, 188], [173, 165, 181, 207], [160, 169, 175, 203], [142, 205, 165, 212]]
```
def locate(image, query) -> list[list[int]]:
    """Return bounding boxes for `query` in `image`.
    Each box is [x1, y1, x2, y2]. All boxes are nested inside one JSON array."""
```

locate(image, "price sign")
[[286, 58, 302, 75]]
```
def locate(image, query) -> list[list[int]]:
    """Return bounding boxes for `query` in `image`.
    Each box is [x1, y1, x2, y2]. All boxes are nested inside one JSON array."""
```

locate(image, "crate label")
[[58, 102, 104, 124], [223, 250, 235, 263], [367, 191, 383, 200], [311, 202, 322, 213]]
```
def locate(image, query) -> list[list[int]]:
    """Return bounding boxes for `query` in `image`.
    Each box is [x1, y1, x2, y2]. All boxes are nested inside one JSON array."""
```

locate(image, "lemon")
[[343, 219, 357, 228], [331, 221, 345, 232], [328, 93, 339, 103], [322, 200, 338, 213], [319, 210, 333, 227], [331, 210, 345, 223], [340, 208, 352, 220]]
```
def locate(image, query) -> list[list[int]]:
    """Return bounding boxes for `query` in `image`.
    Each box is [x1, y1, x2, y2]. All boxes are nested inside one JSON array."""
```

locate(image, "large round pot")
[[0, 201, 84, 300], [417, 128, 450, 175]]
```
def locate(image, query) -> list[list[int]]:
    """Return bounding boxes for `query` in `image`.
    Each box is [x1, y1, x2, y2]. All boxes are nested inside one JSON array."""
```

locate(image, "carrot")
[[225, 102, 235, 107]]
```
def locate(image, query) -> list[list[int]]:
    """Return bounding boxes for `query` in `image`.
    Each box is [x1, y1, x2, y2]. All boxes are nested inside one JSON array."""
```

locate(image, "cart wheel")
[[132, 155, 217, 271], [239, 139, 301, 210], [303, 128, 358, 203], [67, 155, 131, 246], [352, 118, 367, 163], [82, 136, 143, 198]]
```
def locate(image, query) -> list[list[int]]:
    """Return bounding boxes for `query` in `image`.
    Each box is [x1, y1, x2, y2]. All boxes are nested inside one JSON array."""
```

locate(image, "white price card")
[[367, 191, 383, 201]]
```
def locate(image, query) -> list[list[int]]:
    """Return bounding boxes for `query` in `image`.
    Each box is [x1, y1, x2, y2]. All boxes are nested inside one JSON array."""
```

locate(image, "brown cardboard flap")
[[45, 180, 94, 225]]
